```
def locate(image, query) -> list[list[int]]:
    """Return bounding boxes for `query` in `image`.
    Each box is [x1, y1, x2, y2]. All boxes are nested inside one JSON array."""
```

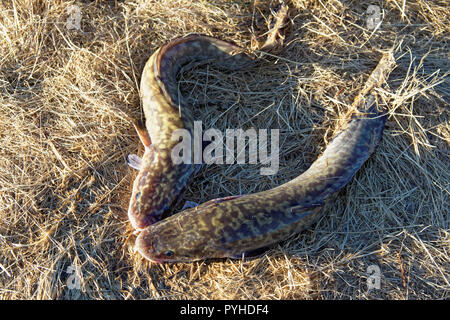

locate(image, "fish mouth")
[[141, 253, 164, 264], [135, 230, 193, 263], [135, 228, 164, 263], [127, 200, 145, 231], [128, 208, 160, 231]]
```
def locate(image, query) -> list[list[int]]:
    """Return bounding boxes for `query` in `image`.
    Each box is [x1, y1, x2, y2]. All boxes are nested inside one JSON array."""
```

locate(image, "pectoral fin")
[[133, 119, 151, 148], [127, 154, 142, 170]]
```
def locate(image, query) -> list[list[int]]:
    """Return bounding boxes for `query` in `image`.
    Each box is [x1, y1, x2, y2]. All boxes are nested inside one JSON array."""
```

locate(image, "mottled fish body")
[[129, 32, 395, 262], [136, 102, 387, 262]]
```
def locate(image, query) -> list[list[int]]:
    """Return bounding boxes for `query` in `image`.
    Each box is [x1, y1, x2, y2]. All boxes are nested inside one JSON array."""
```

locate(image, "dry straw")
[[0, 0, 448, 299]]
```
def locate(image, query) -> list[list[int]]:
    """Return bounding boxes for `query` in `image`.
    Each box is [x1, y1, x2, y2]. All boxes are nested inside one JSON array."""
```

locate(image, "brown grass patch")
[[0, 0, 448, 299]]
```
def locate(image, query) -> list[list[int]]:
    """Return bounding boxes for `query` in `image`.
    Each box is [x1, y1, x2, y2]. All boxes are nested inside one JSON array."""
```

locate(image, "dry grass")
[[0, 0, 448, 300]]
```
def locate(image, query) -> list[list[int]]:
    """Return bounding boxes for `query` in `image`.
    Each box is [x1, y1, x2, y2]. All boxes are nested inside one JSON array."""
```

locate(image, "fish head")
[[127, 147, 170, 230], [135, 211, 224, 263]]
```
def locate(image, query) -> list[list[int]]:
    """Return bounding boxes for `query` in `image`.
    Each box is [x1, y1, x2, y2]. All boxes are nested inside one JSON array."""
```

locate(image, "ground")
[[0, 0, 448, 299]]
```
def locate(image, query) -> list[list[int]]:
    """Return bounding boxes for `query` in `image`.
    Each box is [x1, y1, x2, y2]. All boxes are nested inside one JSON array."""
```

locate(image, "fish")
[[131, 40, 396, 262], [127, 34, 256, 230], [127, 2, 291, 230]]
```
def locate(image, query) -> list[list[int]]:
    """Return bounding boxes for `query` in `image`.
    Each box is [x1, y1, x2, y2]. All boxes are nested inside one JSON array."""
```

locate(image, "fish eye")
[[164, 250, 174, 257]]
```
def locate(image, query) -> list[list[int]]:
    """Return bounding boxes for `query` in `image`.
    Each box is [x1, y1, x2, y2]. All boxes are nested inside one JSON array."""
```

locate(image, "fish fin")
[[133, 119, 151, 148], [291, 200, 323, 211], [181, 200, 200, 210], [290, 201, 323, 218], [229, 246, 271, 260], [127, 154, 142, 170]]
